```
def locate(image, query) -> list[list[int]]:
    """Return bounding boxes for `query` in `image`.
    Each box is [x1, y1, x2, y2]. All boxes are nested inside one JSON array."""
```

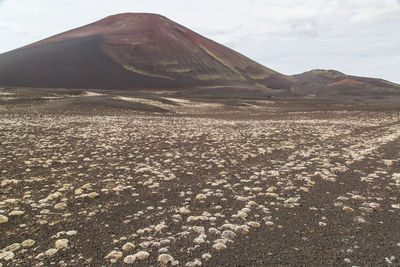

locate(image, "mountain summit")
[[0, 13, 293, 94]]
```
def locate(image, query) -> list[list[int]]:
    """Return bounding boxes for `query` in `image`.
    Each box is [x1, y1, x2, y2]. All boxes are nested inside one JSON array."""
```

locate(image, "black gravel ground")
[[0, 88, 399, 266]]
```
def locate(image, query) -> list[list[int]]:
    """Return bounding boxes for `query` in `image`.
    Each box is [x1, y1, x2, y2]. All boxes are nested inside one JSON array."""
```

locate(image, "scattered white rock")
[[0, 215, 8, 224], [139, 241, 151, 249], [87, 192, 100, 199], [213, 243, 227, 250], [66, 230, 77, 236], [55, 239, 69, 249], [354, 216, 366, 224], [391, 204, 400, 209], [193, 226, 205, 233], [196, 194, 207, 200], [235, 225, 250, 235], [202, 253, 212, 260], [369, 202, 380, 209], [352, 195, 366, 201], [158, 253, 174, 266], [0, 251, 14, 261], [299, 187, 309, 192], [194, 235, 206, 244], [343, 206, 354, 212], [186, 259, 202, 266], [35, 253, 45, 260], [105, 251, 123, 263], [21, 239, 36, 248], [267, 186, 278, 192], [208, 227, 220, 235], [74, 188, 83, 195], [179, 207, 191, 214], [5, 243, 21, 252], [54, 202, 67, 210], [45, 248, 58, 257], [221, 230, 236, 240], [155, 222, 167, 232], [122, 242, 136, 252], [135, 251, 150, 260], [237, 212, 248, 218], [124, 255, 137, 264], [248, 221, 261, 228], [9, 210, 24, 216]]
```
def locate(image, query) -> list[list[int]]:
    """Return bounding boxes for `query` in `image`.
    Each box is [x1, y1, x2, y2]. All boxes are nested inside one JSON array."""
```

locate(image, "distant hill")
[[292, 69, 400, 98]]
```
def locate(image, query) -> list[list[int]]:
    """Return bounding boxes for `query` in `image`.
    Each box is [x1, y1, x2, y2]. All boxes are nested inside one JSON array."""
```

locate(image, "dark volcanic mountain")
[[0, 13, 293, 96], [292, 69, 400, 98], [1, 13, 399, 99]]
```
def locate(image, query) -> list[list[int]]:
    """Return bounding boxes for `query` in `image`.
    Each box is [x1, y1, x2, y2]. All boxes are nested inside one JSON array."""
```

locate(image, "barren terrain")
[[0, 88, 399, 266]]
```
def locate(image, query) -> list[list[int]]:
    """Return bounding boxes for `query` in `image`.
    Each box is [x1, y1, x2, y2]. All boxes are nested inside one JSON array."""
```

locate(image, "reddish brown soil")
[[328, 79, 367, 87]]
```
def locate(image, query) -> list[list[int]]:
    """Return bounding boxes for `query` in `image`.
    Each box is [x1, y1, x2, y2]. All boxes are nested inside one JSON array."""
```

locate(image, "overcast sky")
[[0, 0, 399, 83]]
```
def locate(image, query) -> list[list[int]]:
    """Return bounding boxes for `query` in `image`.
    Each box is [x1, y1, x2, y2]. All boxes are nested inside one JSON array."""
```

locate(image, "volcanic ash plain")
[[0, 88, 399, 266]]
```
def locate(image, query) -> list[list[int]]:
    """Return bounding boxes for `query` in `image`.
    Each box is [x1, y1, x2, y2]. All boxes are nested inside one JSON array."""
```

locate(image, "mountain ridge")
[[0, 13, 399, 99], [0, 13, 293, 95]]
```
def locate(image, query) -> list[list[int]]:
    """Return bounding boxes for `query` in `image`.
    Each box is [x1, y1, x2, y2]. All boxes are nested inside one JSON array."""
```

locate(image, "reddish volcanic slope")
[[0, 13, 293, 94], [292, 69, 400, 98]]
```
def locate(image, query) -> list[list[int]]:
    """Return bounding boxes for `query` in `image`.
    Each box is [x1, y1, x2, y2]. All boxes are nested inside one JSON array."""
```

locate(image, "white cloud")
[[0, 0, 399, 83]]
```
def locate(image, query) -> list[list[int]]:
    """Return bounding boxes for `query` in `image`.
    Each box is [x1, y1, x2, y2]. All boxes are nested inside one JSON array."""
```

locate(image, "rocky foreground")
[[0, 89, 399, 266]]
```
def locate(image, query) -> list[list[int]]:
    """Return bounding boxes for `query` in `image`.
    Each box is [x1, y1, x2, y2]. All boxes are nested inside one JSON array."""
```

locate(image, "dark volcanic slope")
[[0, 35, 184, 90], [0, 13, 293, 94], [292, 69, 400, 98]]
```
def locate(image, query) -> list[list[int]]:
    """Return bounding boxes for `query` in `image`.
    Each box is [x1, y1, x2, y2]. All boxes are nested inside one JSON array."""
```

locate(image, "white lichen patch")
[[44, 248, 58, 257], [195, 194, 207, 200], [122, 242, 136, 252], [179, 207, 191, 214], [0, 251, 14, 261], [124, 255, 137, 264], [0, 215, 8, 224], [135, 251, 150, 260], [155, 222, 168, 232], [158, 253, 174, 266], [343, 206, 354, 212], [248, 221, 261, 228], [87, 192, 100, 199], [54, 202, 67, 210], [105, 251, 123, 263], [55, 239, 69, 249], [21, 239, 36, 248], [212, 243, 227, 250], [8, 210, 24, 216], [265, 221, 275, 226]]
